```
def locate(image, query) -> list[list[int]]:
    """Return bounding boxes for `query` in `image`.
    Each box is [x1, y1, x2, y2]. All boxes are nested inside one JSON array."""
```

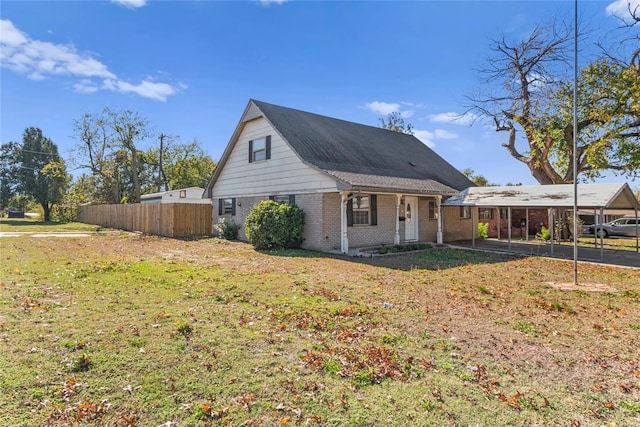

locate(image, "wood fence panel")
[[77, 203, 212, 238]]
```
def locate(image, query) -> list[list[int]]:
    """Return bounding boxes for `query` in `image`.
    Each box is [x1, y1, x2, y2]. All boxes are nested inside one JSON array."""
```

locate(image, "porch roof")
[[325, 170, 460, 195], [442, 183, 640, 210]]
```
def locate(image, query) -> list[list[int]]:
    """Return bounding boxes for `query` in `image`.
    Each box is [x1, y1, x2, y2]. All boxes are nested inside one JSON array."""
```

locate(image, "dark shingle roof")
[[252, 100, 473, 192]]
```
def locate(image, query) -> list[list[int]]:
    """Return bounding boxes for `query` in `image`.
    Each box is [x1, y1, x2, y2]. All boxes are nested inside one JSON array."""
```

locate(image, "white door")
[[404, 196, 418, 241]]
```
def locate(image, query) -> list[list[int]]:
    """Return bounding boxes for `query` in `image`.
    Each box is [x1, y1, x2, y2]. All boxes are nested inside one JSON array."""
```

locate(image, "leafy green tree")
[[379, 112, 414, 135], [0, 141, 20, 211], [15, 127, 69, 221], [144, 138, 216, 192], [72, 108, 151, 203], [468, 23, 640, 184], [460, 168, 494, 187]]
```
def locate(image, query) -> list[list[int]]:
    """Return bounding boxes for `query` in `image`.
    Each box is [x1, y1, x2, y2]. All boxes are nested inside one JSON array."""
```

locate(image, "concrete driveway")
[[453, 239, 640, 268]]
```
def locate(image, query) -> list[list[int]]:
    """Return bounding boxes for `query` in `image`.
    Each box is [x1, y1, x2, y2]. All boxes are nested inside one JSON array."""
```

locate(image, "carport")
[[443, 183, 639, 258]]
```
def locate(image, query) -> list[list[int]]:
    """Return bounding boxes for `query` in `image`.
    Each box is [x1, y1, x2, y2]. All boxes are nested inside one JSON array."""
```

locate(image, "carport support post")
[[593, 208, 597, 248], [526, 208, 529, 241], [507, 207, 512, 250], [394, 195, 401, 245], [436, 196, 443, 244], [496, 208, 501, 241], [471, 207, 476, 248], [549, 208, 554, 255], [633, 207, 640, 253], [600, 207, 604, 260], [340, 192, 349, 254]]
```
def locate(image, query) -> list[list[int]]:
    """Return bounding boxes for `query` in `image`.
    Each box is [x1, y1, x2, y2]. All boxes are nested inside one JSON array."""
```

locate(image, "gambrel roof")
[[206, 100, 474, 196]]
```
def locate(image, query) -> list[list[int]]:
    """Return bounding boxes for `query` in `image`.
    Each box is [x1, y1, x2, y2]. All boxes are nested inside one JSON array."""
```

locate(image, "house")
[[204, 100, 475, 253], [140, 187, 209, 204]]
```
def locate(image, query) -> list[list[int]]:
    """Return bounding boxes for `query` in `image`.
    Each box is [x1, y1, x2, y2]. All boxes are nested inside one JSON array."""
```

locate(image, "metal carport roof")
[[442, 183, 640, 210]]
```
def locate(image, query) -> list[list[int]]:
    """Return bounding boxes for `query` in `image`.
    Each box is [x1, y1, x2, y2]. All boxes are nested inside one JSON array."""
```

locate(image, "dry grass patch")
[[0, 234, 638, 426]]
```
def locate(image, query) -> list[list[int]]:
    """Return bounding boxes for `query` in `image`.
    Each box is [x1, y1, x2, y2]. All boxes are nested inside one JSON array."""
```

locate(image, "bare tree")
[[467, 22, 640, 184]]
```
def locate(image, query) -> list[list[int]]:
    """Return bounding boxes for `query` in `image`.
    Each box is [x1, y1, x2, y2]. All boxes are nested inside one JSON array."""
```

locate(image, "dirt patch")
[[545, 281, 618, 292]]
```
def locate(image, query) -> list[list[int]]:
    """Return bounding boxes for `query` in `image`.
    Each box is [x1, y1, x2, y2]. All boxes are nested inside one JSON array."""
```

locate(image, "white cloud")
[[0, 19, 181, 102], [412, 130, 436, 148], [258, 0, 288, 4], [111, 0, 148, 9], [606, 0, 640, 22], [364, 100, 416, 118], [365, 101, 401, 115], [434, 129, 458, 139], [428, 112, 477, 126]]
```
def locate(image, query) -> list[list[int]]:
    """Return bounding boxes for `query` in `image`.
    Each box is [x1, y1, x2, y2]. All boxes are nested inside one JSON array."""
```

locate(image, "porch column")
[[525, 208, 529, 241], [340, 192, 349, 254], [394, 194, 401, 245], [436, 196, 443, 244], [497, 207, 501, 240]]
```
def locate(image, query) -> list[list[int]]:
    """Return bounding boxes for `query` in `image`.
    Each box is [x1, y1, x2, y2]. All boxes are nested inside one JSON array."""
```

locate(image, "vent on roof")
[[408, 161, 416, 167]]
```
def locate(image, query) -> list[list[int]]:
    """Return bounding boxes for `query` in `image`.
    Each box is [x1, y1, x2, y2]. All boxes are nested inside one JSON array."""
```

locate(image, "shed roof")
[[442, 183, 640, 210]]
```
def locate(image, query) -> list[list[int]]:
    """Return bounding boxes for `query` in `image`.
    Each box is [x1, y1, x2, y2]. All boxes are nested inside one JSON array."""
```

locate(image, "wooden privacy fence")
[[77, 203, 213, 237]]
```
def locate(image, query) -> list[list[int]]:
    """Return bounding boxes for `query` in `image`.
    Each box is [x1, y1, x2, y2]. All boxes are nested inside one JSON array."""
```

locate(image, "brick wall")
[[442, 206, 476, 242], [477, 207, 549, 238], [215, 193, 478, 251]]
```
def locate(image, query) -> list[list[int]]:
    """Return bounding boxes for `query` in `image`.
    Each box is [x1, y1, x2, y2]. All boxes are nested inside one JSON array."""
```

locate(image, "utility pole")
[[158, 134, 166, 192]]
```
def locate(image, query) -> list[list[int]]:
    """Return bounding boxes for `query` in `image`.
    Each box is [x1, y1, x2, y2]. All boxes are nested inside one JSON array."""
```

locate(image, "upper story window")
[[249, 136, 271, 163]]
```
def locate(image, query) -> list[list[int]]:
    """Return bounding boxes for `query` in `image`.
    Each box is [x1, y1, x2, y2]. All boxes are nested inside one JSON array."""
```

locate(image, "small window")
[[249, 136, 271, 163], [460, 206, 471, 219], [223, 199, 234, 214], [252, 138, 266, 161], [218, 198, 236, 216], [352, 195, 370, 225], [428, 200, 438, 220], [179, 190, 186, 198], [479, 208, 493, 220], [270, 195, 296, 205]]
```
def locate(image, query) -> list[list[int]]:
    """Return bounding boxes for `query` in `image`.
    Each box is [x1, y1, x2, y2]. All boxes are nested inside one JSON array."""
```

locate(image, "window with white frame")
[[352, 195, 370, 225], [460, 206, 471, 219], [251, 137, 266, 162], [428, 200, 438, 220]]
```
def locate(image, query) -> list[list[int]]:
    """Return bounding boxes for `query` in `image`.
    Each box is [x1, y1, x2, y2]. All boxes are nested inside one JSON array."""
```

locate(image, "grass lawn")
[[577, 236, 639, 252], [1, 234, 639, 426], [0, 219, 103, 233]]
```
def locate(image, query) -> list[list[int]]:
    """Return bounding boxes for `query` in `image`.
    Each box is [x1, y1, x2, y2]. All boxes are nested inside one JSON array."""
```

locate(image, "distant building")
[[140, 187, 209, 204]]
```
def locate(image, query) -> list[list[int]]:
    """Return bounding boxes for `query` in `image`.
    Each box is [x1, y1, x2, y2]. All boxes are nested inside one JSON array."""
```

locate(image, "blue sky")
[[1, 0, 638, 188]]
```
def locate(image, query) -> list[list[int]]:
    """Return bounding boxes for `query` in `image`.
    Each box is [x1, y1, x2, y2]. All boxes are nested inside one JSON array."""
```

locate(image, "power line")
[[20, 149, 58, 156]]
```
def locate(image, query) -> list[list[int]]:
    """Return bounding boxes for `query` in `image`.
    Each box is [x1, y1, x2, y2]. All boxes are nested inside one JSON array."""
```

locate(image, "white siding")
[[212, 118, 338, 198]]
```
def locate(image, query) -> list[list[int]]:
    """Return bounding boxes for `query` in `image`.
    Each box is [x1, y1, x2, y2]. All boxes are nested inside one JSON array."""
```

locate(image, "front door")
[[404, 196, 418, 241]]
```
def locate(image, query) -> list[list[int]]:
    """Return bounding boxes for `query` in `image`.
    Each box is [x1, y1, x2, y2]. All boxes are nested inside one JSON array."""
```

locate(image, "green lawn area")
[[0, 218, 103, 233], [1, 234, 639, 426], [577, 236, 639, 252]]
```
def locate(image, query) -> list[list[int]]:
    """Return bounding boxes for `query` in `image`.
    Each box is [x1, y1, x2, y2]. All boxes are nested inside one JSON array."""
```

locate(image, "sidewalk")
[[453, 238, 640, 268]]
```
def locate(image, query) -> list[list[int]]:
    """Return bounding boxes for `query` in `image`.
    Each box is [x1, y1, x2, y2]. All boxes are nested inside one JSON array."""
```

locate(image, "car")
[[588, 217, 639, 238]]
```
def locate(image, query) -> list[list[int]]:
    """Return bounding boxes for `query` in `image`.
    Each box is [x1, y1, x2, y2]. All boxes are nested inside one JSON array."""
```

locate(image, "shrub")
[[536, 226, 551, 241], [213, 218, 240, 240], [244, 200, 305, 250], [477, 222, 489, 239]]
